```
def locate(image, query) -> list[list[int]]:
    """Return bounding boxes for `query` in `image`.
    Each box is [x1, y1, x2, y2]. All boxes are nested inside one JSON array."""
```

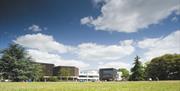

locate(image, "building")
[[99, 68, 118, 81], [38, 63, 54, 76], [78, 70, 99, 82], [53, 66, 79, 80], [117, 72, 122, 81], [35, 62, 55, 82]]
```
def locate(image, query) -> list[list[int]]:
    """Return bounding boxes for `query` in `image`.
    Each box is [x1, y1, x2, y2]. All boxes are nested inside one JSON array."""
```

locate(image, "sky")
[[0, 0, 180, 71]]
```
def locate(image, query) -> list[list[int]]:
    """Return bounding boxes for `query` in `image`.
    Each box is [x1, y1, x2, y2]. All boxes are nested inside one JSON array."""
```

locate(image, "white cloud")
[[98, 61, 131, 69], [77, 40, 135, 61], [171, 16, 178, 22], [81, 16, 94, 25], [81, 0, 180, 33], [138, 30, 180, 60], [28, 24, 43, 32], [14, 33, 88, 68], [14, 33, 72, 53], [14, 33, 135, 69], [92, 0, 105, 4], [13, 30, 180, 70], [14, 30, 180, 70], [92, 0, 107, 8], [28, 49, 89, 68]]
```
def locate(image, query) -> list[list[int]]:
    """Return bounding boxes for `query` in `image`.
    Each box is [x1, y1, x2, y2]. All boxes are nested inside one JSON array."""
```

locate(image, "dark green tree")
[[129, 56, 144, 81], [119, 68, 129, 80], [144, 61, 150, 80], [0, 44, 42, 81], [146, 54, 180, 80]]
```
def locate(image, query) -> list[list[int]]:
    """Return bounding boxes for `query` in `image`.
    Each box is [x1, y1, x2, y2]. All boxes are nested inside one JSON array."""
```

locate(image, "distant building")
[[117, 72, 122, 81], [53, 66, 79, 81], [99, 68, 118, 81], [78, 70, 99, 82], [38, 63, 54, 76]]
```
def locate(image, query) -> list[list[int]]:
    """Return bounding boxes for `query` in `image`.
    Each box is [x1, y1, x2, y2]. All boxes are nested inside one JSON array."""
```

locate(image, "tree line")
[[0, 44, 180, 81], [119, 54, 180, 81]]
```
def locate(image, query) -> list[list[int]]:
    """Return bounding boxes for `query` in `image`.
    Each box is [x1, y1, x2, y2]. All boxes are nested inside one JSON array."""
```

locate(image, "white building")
[[117, 72, 122, 81], [78, 70, 99, 82]]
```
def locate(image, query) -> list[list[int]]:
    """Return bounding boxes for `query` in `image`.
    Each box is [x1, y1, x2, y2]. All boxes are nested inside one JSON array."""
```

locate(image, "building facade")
[[35, 62, 122, 82], [117, 72, 122, 81], [36, 62, 79, 81], [53, 66, 79, 80], [38, 63, 54, 76], [78, 70, 99, 82], [99, 68, 118, 81]]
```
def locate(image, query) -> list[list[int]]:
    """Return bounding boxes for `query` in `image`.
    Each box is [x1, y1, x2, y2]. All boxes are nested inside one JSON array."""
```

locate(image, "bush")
[[49, 76, 59, 82]]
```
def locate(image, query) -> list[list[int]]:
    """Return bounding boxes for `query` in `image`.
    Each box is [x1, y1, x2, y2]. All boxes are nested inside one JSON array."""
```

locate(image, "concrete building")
[[35, 62, 55, 81], [99, 68, 119, 81], [38, 63, 54, 76], [117, 72, 122, 81], [36, 62, 79, 81], [53, 66, 79, 80], [78, 70, 99, 82]]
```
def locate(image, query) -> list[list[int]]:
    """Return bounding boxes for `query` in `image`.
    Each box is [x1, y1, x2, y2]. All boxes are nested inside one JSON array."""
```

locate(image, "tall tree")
[[129, 56, 144, 81], [0, 44, 42, 81], [146, 54, 180, 80], [119, 68, 129, 80]]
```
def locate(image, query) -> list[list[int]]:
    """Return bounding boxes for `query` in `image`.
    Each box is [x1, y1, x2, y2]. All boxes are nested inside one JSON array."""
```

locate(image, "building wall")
[[53, 66, 79, 76], [34, 62, 79, 81], [38, 63, 54, 76], [117, 72, 122, 81], [99, 68, 118, 81], [78, 70, 99, 82]]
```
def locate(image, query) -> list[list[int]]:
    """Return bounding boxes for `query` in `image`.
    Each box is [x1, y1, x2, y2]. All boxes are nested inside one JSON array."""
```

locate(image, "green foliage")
[[146, 54, 180, 80], [0, 44, 42, 81], [49, 76, 59, 82], [30, 63, 43, 81], [129, 56, 144, 81], [119, 68, 129, 80]]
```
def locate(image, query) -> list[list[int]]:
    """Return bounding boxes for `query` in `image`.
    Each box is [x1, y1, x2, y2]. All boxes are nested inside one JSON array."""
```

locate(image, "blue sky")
[[0, 0, 180, 70]]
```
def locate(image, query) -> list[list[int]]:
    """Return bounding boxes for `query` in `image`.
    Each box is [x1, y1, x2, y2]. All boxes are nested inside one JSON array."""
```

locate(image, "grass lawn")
[[0, 81, 180, 91]]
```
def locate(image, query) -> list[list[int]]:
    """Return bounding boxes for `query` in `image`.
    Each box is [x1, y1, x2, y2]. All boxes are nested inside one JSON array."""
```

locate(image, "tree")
[[0, 44, 42, 81], [129, 56, 144, 81], [146, 54, 180, 80], [29, 63, 43, 81], [119, 68, 129, 80], [144, 61, 150, 80]]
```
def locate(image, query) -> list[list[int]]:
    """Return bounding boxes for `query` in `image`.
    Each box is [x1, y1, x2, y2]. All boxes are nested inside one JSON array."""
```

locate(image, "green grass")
[[0, 81, 180, 91]]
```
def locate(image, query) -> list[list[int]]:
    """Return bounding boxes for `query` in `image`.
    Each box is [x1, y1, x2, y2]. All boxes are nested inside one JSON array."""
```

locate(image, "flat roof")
[[33, 62, 54, 65], [54, 66, 78, 69], [99, 68, 117, 70]]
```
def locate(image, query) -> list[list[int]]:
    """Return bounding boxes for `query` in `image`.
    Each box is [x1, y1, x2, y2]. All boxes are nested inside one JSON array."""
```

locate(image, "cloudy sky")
[[0, 0, 180, 70]]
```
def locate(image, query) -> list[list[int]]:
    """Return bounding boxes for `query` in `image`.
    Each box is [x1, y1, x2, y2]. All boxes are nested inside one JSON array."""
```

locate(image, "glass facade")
[[99, 68, 118, 81]]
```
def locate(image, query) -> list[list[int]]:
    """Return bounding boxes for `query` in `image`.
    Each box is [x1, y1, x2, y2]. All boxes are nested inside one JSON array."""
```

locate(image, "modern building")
[[38, 63, 54, 76], [53, 66, 79, 80], [36, 62, 79, 81], [78, 70, 99, 82], [99, 68, 118, 81], [117, 72, 122, 81]]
